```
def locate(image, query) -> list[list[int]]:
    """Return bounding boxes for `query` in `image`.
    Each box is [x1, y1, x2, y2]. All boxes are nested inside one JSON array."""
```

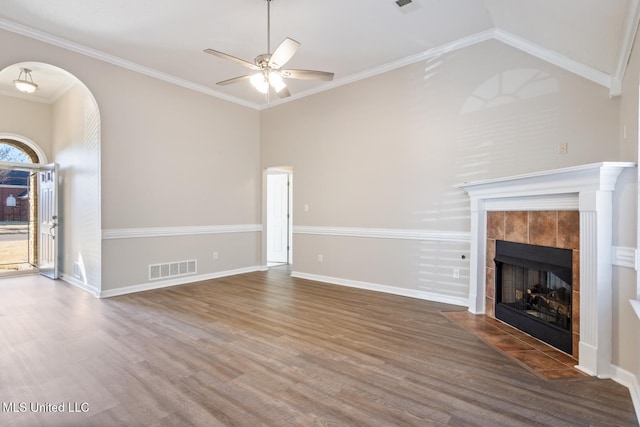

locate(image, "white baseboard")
[[612, 365, 640, 423], [291, 271, 468, 307], [98, 266, 262, 298], [60, 273, 100, 297]]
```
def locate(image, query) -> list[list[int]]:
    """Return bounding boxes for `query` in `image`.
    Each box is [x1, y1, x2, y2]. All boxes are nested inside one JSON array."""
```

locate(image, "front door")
[[38, 164, 58, 279]]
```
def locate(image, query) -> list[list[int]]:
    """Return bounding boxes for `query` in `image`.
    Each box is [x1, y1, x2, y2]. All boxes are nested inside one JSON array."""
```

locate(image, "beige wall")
[[0, 94, 52, 159], [51, 83, 101, 290], [0, 28, 262, 292], [96, 65, 261, 230], [262, 39, 620, 304], [264, 40, 619, 230], [95, 58, 261, 291]]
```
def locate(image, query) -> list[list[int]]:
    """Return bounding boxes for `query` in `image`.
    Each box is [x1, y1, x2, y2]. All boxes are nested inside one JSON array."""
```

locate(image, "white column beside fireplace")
[[459, 162, 635, 378]]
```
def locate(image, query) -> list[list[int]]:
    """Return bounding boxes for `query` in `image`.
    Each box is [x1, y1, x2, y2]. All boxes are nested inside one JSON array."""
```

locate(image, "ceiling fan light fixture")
[[204, 0, 333, 99], [13, 68, 38, 93], [250, 73, 269, 94], [269, 72, 287, 93]]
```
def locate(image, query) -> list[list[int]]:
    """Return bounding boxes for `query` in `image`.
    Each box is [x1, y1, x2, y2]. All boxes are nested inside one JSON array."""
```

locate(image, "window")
[[0, 141, 34, 163]]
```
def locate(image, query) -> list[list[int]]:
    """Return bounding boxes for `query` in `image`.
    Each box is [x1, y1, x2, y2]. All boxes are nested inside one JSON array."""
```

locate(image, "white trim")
[[60, 273, 100, 297], [293, 226, 470, 243], [102, 224, 262, 240], [459, 162, 636, 378], [612, 365, 640, 423], [261, 30, 496, 109], [610, 0, 640, 95], [265, 27, 621, 109], [485, 194, 579, 211], [98, 266, 261, 298], [291, 271, 468, 307], [0, 133, 48, 164], [1, 17, 623, 111], [0, 18, 260, 110], [0, 184, 28, 189], [457, 162, 637, 197], [493, 29, 612, 90], [612, 246, 638, 269], [0, 87, 52, 104], [630, 300, 640, 321]]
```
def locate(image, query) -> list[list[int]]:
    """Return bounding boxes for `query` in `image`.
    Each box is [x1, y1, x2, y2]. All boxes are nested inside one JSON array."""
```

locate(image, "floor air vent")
[[149, 259, 197, 280]]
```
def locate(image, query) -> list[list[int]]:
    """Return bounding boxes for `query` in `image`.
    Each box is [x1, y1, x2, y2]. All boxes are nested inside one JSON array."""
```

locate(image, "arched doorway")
[[0, 62, 101, 289], [0, 137, 44, 274]]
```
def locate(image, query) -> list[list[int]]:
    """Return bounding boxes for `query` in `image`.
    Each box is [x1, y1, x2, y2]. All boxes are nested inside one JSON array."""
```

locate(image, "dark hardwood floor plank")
[[0, 267, 637, 426]]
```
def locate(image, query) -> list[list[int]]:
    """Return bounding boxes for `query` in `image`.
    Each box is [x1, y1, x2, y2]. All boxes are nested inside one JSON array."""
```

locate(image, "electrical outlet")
[[318, 254, 323, 262], [213, 252, 218, 260], [558, 142, 568, 154]]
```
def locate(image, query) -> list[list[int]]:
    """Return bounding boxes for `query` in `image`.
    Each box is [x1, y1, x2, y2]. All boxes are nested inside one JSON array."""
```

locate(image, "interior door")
[[267, 173, 290, 264], [38, 163, 59, 279]]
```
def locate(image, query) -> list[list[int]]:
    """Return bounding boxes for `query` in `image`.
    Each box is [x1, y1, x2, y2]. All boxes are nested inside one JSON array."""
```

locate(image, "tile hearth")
[[443, 310, 586, 380]]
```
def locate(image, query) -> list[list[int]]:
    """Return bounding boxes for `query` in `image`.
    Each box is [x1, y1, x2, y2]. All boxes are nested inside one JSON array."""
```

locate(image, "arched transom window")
[[0, 139, 38, 163]]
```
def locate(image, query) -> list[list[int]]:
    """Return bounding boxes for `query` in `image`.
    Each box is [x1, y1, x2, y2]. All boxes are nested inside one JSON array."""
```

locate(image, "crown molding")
[[493, 28, 612, 91], [261, 29, 496, 110], [610, 0, 640, 95], [0, 18, 260, 110], [1, 16, 628, 110]]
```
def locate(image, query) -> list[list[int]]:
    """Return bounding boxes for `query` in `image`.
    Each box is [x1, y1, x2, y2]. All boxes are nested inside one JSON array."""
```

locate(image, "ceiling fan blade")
[[216, 74, 254, 86], [204, 49, 259, 70], [275, 86, 291, 98], [280, 69, 335, 81], [268, 38, 300, 69]]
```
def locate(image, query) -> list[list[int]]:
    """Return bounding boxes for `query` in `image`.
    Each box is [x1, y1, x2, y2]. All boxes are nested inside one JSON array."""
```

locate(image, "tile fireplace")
[[459, 162, 635, 377]]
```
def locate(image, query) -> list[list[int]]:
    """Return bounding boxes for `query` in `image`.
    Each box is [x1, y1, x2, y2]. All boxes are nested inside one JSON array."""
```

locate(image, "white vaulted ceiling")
[[0, 0, 636, 108]]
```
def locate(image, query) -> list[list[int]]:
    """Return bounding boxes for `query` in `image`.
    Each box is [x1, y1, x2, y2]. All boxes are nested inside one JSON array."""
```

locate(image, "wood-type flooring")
[[0, 266, 637, 426]]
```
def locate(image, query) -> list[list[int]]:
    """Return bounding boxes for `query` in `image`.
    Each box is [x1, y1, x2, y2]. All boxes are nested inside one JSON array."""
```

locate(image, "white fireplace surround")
[[459, 162, 636, 378]]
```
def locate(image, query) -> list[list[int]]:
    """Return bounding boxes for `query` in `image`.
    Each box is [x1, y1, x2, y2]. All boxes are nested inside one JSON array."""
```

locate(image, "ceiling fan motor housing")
[[255, 54, 271, 68]]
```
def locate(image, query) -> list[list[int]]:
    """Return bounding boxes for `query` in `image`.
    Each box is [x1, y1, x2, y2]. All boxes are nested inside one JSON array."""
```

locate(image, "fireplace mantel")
[[459, 162, 636, 377]]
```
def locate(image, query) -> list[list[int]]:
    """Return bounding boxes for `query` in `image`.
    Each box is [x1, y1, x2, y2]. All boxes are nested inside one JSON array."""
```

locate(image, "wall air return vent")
[[395, 0, 413, 7], [149, 259, 197, 280]]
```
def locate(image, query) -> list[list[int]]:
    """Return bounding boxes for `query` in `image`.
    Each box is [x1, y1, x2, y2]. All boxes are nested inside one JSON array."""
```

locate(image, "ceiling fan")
[[204, 0, 334, 99]]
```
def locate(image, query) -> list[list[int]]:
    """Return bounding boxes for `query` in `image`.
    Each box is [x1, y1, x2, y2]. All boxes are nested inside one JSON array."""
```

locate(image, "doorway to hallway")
[[266, 168, 292, 267]]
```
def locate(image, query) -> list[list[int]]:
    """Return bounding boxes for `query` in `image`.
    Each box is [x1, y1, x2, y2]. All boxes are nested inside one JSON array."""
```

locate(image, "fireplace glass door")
[[500, 264, 571, 330], [495, 240, 573, 354]]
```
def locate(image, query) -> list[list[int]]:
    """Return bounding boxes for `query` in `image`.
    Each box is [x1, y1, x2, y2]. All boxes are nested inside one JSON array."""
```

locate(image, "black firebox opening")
[[495, 240, 573, 354]]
